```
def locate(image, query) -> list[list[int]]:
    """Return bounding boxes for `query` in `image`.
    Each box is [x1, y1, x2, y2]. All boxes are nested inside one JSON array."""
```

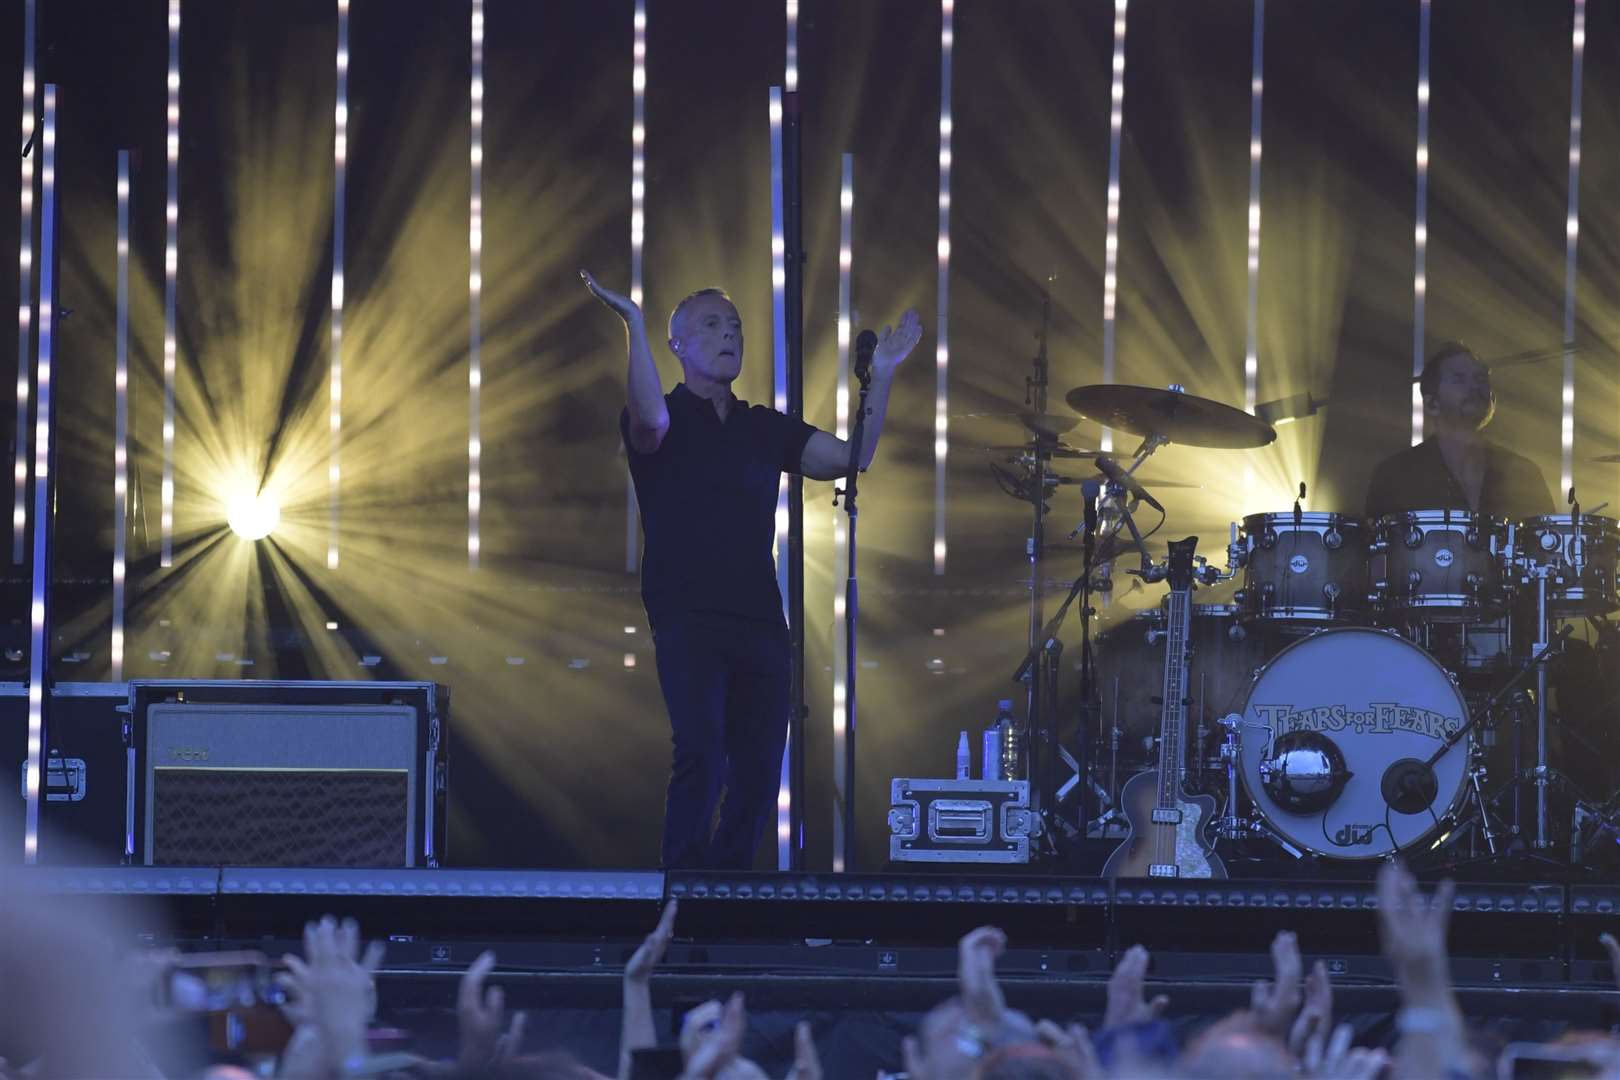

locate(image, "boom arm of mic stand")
[[1423, 624, 1574, 770]]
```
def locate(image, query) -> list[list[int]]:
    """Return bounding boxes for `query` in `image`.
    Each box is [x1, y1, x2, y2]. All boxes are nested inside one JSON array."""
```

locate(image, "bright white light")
[[330, 0, 349, 571], [1559, 0, 1585, 495], [1243, 0, 1264, 415], [13, 1, 36, 566], [161, 0, 180, 567], [626, 0, 649, 576], [1411, 0, 1431, 445], [1100, 0, 1129, 453], [226, 489, 281, 541], [935, 0, 953, 576]]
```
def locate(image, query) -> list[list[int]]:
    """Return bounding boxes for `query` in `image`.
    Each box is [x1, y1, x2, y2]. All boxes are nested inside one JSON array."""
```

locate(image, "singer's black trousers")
[[652, 611, 791, 870]]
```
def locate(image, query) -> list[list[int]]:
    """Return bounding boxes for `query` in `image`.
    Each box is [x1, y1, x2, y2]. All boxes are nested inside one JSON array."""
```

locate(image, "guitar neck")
[[1156, 583, 1191, 808]]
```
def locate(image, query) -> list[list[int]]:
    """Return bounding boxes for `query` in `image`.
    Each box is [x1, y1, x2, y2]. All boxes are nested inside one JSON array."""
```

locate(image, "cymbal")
[[954, 411, 1079, 439], [1063, 384, 1276, 449], [1593, 454, 1620, 463]]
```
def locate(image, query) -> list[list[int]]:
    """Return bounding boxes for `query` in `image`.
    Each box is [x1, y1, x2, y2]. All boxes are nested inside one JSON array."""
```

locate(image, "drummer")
[[1364, 342, 1555, 520]]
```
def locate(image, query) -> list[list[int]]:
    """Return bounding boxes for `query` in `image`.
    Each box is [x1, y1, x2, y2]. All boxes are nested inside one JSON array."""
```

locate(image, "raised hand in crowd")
[[1299, 1021, 1391, 1080], [1102, 945, 1168, 1031], [619, 898, 679, 1080], [1287, 958, 1334, 1061], [1375, 860, 1463, 1080], [1249, 930, 1304, 1040], [275, 915, 385, 1079], [456, 950, 527, 1074], [678, 993, 751, 1080], [1601, 932, 1620, 992]]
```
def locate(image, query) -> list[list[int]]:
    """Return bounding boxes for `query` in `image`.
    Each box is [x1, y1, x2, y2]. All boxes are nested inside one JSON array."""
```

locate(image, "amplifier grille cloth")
[[152, 769, 408, 867]]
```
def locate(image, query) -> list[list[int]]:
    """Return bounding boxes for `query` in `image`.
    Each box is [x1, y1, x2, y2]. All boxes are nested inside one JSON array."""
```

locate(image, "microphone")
[[1294, 482, 1306, 529], [1381, 757, 1438, 816], [854, 329, 879, 385], [1083, 478, 1100, 537], [1095, 455, 1163, 514]]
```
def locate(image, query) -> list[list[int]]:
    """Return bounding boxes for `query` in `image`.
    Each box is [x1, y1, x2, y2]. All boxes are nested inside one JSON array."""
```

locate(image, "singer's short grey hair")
[[668, 287, 733, 342]]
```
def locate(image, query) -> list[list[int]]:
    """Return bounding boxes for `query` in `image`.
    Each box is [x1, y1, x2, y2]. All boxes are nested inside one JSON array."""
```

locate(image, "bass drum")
[[1236, 627, 1472, 859], [1095, 604, 1271, 771]]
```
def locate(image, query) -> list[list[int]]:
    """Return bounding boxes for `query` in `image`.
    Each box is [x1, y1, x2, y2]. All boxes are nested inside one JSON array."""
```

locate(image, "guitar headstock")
[[1166, 537, 1199, 591]]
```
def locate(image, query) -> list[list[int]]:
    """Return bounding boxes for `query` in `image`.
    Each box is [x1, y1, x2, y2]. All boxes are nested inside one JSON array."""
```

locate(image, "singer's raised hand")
[[871, 309, 923, 379], [581, 269, 644, 326]]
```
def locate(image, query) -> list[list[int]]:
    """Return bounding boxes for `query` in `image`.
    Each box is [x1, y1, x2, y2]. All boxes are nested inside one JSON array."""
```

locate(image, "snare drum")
[[1236, 512, 1369, 626], [1514, 514, 1620, 616], [1371, 510, 1508, 623]]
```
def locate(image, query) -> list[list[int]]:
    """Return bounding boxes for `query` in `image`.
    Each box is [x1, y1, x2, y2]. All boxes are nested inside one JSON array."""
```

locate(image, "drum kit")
[[980, 373, 1620, 875]]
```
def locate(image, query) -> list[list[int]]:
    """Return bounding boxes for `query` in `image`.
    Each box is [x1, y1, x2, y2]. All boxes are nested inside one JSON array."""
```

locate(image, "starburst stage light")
[[226, 488, 281, 542]]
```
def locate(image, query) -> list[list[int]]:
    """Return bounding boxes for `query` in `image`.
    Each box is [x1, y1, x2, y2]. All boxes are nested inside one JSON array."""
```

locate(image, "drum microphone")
[[1095, 455, 1164, 513], [1294, 482, 1306, 529], [1381, 757, 1439, 816], [853, 329, 879, 385]]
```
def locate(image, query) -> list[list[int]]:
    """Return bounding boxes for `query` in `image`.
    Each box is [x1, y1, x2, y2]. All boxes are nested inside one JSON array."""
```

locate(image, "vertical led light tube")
[[24, 86, 58, 862], [161, 0, 180, 566], [1244, 0, 1264, 416], [1100, 0, 1129, 453], [832, 154, 853, 872], [469, 0, 484, 569], [768, 87, 790, 866], [626, 0, 647, 574], [785, 0, 799, 92], [1412, 0, 1431, 445], [112, 153, 130, 682], [329, 0, 349, 570], [1559, 0, 1585, 497], [13, 0, 36, 565], [934, 0, 953, 574]]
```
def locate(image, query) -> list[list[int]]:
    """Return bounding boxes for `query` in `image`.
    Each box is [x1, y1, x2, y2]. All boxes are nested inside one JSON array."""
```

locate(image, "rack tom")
[[1370, 509, 1508, 623], [1515, 514, 1620, 616], [1236, 512, 1368, 626]]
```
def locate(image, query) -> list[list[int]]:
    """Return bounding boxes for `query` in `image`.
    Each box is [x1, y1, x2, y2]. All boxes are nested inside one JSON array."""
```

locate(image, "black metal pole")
[[840, 378, 871, 873], [782, 90, 808, 869]]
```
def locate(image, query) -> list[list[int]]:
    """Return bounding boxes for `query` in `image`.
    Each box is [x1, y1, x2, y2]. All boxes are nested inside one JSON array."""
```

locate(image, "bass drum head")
[[1237, 627, 1471, 859]]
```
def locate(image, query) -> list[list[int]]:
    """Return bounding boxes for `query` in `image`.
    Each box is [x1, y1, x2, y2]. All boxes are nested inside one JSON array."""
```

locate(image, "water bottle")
[[955, 730, 971, 780]]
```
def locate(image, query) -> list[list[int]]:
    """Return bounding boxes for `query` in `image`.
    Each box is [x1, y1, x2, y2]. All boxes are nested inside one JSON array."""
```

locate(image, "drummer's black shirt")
[[621, 383, 818, 630], [1363, 438, 1555, 521]]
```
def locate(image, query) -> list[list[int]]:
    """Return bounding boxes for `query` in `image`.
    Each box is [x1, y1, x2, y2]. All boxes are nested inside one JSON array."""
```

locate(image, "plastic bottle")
[[956, 730, 971, 780], [984, 699, 1016, 781]]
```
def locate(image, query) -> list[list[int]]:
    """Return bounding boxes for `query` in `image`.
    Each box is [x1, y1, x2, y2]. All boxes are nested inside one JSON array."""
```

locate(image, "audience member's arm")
[[957, 926, 1008, 1036], [275, 915, 385, 1079], [1376, 862, 1464, 1080], [619, 899, 679, 1080], [784, 1020, 823, 1080], [1601, 932, 1620, 991], [1250, 931, 1305, 1040], [1289, 958, 1334, 1060], [677, 993, 745, 1080], [1102, 945, 1169, 1032], [456, 951, 527, 1075]]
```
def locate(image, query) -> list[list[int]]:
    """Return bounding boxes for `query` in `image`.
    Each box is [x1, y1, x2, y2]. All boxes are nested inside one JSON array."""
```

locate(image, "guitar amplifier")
[[129, 681, 447, 868], [888, 778, 1036, 864]]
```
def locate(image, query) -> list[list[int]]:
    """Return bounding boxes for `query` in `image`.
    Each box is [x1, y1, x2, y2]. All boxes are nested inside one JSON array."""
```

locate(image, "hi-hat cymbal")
[[1064, 384, 1276, 449], [955, 411, 1079, 439]]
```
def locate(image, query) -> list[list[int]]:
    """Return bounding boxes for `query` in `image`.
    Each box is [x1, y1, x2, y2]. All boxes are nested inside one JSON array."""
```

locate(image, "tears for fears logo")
[[1253, 702, 1460, 742]]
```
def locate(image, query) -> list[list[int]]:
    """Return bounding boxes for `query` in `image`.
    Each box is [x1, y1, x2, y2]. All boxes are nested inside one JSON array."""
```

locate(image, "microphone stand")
[[834, 360, 874, 873]]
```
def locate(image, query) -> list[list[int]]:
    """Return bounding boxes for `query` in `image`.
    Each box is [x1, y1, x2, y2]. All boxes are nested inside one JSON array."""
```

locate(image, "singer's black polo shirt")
[[621, 383, 818, 629]]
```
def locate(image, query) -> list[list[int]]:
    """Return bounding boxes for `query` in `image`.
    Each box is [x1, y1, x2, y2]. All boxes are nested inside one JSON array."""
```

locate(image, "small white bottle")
[[955, 730, 971, 780]]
